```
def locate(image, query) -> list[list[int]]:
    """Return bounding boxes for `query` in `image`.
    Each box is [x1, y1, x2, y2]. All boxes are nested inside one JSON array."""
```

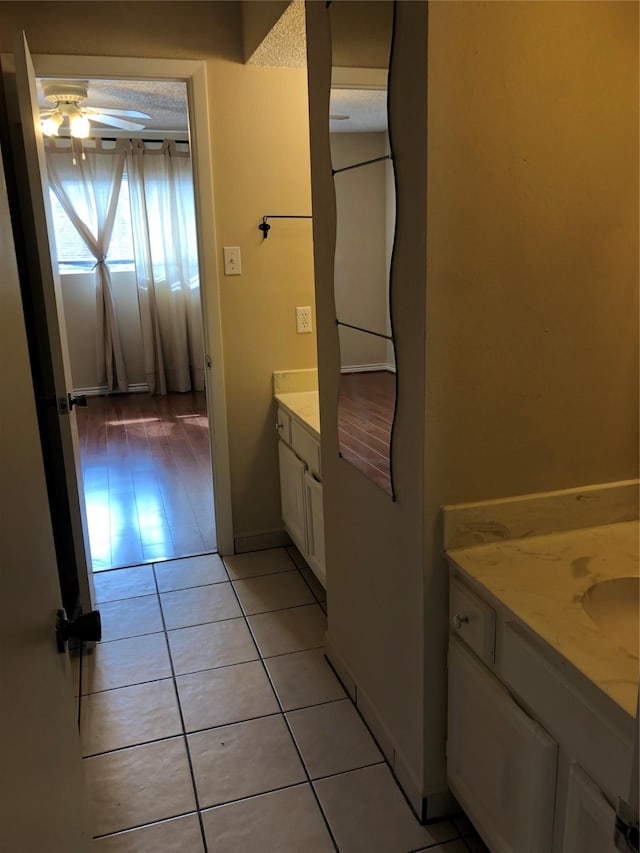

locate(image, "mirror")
[[329, 0, 396, 497]]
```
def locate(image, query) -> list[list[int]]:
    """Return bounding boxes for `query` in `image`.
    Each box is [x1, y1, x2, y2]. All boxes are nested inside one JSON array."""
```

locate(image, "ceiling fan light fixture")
[[41, 112, 63, 137], [69, 112, 91, 139]]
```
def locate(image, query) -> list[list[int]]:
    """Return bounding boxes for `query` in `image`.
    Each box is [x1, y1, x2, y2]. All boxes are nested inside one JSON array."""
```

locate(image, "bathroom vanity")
[[443, 484, 639, 853], [273, 372, 325, 587]]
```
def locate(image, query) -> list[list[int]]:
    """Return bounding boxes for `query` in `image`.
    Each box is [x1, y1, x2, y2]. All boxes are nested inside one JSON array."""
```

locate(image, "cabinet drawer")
[[450, 578, 495, 664], [276, 407, 291, 446], [291, 419, 321, 479]]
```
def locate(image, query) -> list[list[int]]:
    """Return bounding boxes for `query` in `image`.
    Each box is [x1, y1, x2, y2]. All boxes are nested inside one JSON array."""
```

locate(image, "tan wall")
[[308, 0, 639, 811], [423, 0, 639, 792], [0, 1, 317, 544], [307, 0, 429, 804]]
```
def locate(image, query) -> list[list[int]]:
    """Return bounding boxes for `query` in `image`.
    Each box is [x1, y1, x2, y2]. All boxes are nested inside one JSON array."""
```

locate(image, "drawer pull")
[[453, 614, 470, 629]]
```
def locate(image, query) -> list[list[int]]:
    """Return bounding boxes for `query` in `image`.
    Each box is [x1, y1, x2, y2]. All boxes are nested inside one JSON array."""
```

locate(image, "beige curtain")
[[46, 139, 128, 392], [126, 139, 204, 395]]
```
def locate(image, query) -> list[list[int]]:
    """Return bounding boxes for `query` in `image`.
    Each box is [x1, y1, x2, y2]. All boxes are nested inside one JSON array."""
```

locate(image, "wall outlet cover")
[[296, 306, 313, 334]]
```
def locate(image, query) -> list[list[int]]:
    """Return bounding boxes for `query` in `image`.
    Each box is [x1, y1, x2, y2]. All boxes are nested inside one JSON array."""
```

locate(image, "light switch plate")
[[223, 246, 241, 275]]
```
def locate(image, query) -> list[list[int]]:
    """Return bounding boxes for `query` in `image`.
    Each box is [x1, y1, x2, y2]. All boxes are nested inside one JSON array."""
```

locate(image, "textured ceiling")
[[247, 0, 307, 68], [330, 88, 387, 134], [37, 78, 189, 135]]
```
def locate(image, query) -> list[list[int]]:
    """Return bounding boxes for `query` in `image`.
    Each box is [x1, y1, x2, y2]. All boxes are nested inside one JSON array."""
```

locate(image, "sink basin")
[[582, 577, 639, 658]]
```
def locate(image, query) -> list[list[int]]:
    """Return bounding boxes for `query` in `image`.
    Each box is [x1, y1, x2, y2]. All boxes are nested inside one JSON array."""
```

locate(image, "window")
[[48, 172, 135, 274]]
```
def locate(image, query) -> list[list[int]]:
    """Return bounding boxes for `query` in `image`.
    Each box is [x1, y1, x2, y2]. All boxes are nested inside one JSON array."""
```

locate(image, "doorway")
[[77, 388, 216, 570], [27, 53, 233, 605], [40, 74, 219, 571]]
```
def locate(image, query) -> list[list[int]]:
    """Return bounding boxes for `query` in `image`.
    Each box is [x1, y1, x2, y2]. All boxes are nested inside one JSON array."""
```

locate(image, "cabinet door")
[[448, 638, 558, 853], [304, 470, 325, 587], [562, 763, 617, 853], [278, 440, 307, 555]]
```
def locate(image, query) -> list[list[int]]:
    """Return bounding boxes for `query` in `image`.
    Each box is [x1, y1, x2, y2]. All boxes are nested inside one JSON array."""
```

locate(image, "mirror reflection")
[[330, 0, 396, 497]]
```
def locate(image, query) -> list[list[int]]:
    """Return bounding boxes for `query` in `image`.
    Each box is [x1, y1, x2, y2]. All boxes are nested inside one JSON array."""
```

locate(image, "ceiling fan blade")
[[40, 109, 56, 116], [88, 113, 147, 131], [84, 107, 151, 120]]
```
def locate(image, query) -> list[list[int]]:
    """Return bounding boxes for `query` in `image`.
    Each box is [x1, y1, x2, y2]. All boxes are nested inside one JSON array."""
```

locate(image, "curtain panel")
[[126, 139, 204, 394], [46, 139, 129, 393]]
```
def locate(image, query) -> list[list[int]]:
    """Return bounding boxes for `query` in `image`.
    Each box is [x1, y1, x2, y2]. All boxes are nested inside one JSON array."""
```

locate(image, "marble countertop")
[[274, 390, 320, 438], [447, 520, 639, 718]]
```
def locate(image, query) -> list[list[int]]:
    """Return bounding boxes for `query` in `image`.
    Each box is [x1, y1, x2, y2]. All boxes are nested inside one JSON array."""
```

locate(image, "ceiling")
[[36, 71, 387, 139], [329, 88, 387, 134], [36, 78, 189, 137]]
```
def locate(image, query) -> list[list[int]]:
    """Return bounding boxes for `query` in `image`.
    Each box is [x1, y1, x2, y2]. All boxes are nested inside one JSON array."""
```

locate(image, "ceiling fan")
[[39, 80, 151, 139]]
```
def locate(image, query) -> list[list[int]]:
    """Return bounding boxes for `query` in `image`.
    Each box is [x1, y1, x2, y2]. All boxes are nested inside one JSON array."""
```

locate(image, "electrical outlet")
[[296, 306, 313, 334], [223, 246, 241, 275]]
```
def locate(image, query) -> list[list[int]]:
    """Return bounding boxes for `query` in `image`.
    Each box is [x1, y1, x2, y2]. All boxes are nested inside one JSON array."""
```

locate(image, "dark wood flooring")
[[338, 371, 395, 495], [76, 391, 216, 571]]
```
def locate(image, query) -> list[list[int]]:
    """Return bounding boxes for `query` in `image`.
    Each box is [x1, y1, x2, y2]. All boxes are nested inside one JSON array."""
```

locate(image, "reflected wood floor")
[[76, 392, 216, 571], [338, 371, 395, 495]]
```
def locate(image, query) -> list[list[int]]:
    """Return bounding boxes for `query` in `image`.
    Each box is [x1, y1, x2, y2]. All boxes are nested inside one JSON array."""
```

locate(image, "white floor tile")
[[154, 553, 227, 592], [264, 648, 346, 711], [201, 785, 334, 853], [93, 813, 204, 852], [287, 699, 383, 779], [176, 661, 279, 732], [265, 648, 347, 711], [224, 548, 296, 580], [247, 604, 326, 657], [233, 571, 314, 615], [94, 565, 156, 604], [167, 618, 258, 676], [80, 679, 182, 756], [85, 738, 196, 837], [82, 634, 172, 694], [160, 582, 241, 629], [314, 764, 459, 853], [98, 595, 164, 642], [188, 715, 305, 808]]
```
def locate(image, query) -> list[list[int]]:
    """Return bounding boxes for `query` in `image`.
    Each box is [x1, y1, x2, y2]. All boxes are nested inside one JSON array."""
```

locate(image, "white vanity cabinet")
[[448, 638, 558, 853], [276, 404, 326, 587], [562, 763, 618, 853], [447, 569, 631, 853]]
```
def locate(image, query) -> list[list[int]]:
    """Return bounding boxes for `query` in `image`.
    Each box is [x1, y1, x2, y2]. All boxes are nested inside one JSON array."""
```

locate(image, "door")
[[304, 469, 326, 586], [448, 637, 558, 853], [1, 32, 94, 616], [0, 141, 92, 851], [562, 763, 617, 853], [278, 440, 307, 555]]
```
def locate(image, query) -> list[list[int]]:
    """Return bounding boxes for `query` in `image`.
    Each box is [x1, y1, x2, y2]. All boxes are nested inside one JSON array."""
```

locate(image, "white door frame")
[[29, 53, 234, 556]]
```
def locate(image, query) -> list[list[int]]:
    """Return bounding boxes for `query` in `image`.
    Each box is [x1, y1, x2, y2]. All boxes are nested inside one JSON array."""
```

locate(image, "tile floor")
[[77, 547, 488, 852]]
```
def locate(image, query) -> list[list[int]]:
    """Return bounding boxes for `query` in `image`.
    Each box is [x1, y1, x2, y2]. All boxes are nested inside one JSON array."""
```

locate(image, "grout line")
[[91, 809, 198, 841], [224, 575, 341, 853], [83, 731, 185, 760], [152, 562, 210, 853]]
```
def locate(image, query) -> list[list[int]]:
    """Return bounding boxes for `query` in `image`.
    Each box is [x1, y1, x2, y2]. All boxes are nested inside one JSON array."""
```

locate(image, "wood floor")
[[76, 392, 216, 571], [338, 371, 395, 495]]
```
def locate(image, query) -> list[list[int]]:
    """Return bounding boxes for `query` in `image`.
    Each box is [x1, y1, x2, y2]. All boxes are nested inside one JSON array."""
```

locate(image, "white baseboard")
[[324, 636, 457, 823], [340, 363, 396, 374], [73, 383, 149, 397]]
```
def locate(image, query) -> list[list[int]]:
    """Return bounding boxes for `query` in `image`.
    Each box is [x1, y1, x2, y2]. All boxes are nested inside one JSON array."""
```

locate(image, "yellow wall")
[[423, 0, 639, 787], [0, 1, 318, 545]]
